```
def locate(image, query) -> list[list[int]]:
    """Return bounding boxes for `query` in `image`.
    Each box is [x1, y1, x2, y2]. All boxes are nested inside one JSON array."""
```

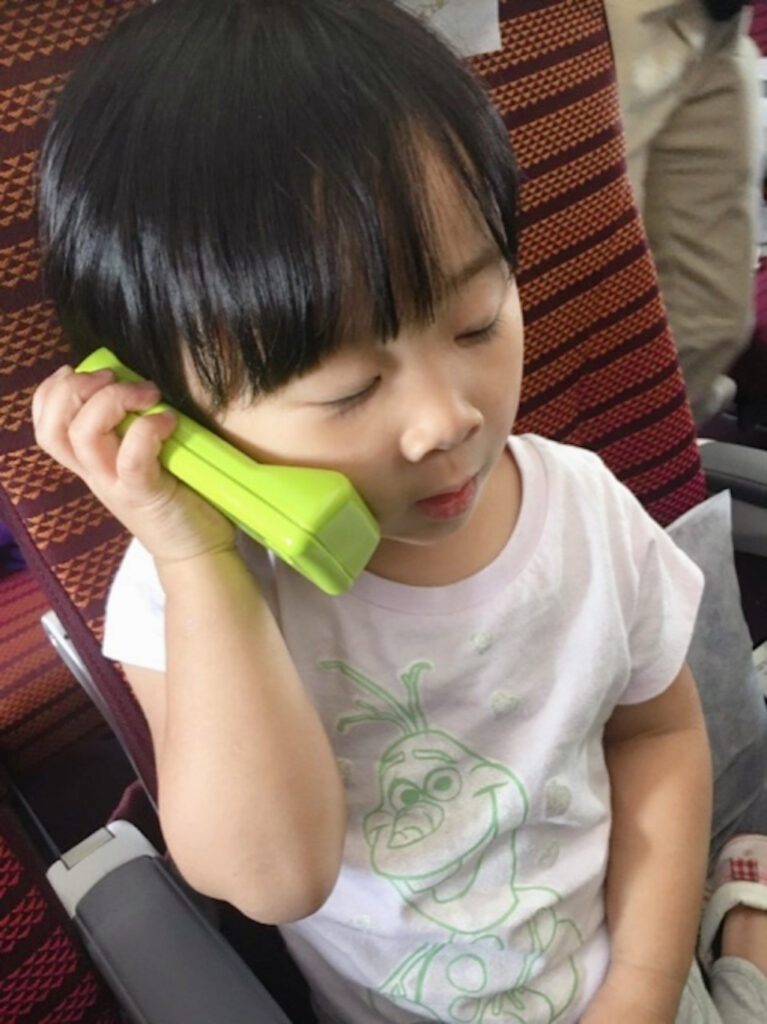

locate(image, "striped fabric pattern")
[[0, 802, 120, 1024], [469, 0, 706, 524], [1, 8, 138, 1022], [0, 2, 156, 791]]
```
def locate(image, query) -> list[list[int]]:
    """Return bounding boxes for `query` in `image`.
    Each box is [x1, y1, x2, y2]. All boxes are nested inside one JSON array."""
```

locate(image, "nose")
[[399, 372, 483, 463]]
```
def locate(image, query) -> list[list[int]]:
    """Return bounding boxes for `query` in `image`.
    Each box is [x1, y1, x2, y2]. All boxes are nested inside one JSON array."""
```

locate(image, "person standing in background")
[[604, 0, 762, 425]]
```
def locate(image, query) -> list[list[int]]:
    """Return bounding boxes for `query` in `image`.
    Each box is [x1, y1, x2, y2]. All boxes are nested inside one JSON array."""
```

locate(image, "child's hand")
[[32, 365, 237, 563]]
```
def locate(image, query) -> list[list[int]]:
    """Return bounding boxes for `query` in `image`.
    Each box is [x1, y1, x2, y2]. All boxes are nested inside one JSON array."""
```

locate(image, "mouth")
[[415, 476, 478, 520]]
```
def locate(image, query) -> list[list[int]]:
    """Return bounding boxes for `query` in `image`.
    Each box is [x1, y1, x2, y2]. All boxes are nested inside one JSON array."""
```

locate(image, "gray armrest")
[[47, 822, 290, 1024], [699, 441, 767, 507], [699, 441, 767, 557]]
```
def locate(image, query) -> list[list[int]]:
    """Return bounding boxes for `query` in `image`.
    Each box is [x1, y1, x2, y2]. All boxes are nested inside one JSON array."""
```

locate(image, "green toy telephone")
[[75, 348, 380, 595]]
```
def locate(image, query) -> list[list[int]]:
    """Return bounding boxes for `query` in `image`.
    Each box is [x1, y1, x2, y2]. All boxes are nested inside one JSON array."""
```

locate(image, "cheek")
[[340, 464, 393, 513], [215, 408, 350, 469], [487, 340, 523, 424]]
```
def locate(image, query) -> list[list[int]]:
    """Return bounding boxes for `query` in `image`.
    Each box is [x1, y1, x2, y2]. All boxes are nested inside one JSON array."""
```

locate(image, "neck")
[[369, 449, 520, 587]]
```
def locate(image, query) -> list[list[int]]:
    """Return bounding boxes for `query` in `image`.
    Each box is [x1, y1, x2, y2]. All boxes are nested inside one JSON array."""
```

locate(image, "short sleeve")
[[620, 497, 705, 706], [102, 538, 168, 673], [101, 532, 279, 674]]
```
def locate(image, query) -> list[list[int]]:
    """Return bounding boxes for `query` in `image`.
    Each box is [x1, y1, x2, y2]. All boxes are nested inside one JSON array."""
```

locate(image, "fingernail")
[[155, 409, 176, 427]]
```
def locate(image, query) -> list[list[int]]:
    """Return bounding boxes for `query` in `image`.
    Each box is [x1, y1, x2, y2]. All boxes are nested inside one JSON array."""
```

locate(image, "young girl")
[[31, 1, 767, 1021]]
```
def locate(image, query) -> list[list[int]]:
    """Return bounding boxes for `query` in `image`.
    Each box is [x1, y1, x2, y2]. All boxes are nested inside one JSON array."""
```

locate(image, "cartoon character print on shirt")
[[320, 659, 582, 1023]]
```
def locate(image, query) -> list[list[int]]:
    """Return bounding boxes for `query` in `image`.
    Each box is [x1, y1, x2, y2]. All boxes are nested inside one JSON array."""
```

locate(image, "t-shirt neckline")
[[344, 435, 547, 613]]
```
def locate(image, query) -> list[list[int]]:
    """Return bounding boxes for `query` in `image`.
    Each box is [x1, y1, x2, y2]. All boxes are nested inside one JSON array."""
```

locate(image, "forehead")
[[186, 151, 503, 414], [396, 152, 498, 281], [336, 155, 500, 339]]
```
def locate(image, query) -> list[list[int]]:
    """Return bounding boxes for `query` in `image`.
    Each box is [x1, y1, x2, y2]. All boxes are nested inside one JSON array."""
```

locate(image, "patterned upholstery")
[[0, 0, 156, 791], [0, 7, 144, 1022], [470, 0, 706, 524], [0, 570, 105, 775], [751, 0, 767, 56], [0, 801, 120, 1024]]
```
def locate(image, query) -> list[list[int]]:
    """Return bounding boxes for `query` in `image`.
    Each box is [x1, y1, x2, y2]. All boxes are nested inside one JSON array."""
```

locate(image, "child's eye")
[[328, 377, 381, 413], [457, 316, 502, 345]]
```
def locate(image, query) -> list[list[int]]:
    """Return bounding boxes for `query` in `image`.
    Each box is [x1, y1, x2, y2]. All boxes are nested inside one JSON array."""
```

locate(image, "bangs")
[[40, 0, 518, 418]]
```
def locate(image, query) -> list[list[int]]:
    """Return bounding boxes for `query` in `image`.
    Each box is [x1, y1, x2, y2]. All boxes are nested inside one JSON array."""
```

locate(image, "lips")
[[415, 476, 478, 520]]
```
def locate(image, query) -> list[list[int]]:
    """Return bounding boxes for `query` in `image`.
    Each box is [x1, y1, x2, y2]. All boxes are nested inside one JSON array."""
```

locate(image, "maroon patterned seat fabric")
[[0, 0, 156, 792], [751, 0, 767, 56], [0, 801, 120, 1024], [0, 570, 105, 775], [469, 0, 706, 524], [0, 7, 147, 1021]]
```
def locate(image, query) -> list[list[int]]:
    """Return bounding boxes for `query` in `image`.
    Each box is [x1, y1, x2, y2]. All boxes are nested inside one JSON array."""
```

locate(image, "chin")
[[388, 515, 474, 547]]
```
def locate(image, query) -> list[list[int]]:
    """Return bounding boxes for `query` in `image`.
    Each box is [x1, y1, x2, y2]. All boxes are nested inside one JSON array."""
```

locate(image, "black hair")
[[40, 0, 518, 419]]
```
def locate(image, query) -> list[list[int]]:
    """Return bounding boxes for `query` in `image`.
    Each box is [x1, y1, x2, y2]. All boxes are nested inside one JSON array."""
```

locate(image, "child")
[[31, 1, 767, 1021]]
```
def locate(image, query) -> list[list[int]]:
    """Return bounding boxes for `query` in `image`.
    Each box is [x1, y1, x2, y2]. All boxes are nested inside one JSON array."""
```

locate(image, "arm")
[[127, 549, 346, 924], [582, 663, 712, 1023], [33, 366, 346, 924]]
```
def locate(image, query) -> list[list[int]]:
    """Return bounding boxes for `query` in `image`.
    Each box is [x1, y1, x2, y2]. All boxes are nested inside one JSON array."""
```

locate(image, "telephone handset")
[[75, 348, 380, 594]]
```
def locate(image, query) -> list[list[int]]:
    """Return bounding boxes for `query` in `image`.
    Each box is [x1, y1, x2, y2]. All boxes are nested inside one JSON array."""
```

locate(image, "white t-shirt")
[[103, 435, 704, 1024]]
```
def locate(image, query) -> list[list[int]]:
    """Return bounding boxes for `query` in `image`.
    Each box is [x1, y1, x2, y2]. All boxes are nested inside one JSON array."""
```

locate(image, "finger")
[[67, 378, 162, 480], [32, 367, 116, 472], [31, 364, 72, 427], [114, 410, 177, 493], [32, 366, 115, 427]]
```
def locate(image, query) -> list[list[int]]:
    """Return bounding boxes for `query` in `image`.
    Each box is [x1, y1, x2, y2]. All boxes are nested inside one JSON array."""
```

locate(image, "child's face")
[[211, 180, 524, 578]]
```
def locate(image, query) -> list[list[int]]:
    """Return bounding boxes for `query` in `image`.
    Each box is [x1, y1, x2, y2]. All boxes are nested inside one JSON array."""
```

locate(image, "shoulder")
[[511, 433, 617, 481], [510, 433, 640, 527], [509, 434, 699, 591]]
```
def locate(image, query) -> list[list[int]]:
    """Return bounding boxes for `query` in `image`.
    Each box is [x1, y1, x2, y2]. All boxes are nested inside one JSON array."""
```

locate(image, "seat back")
[[0, 0, 705, 797], [0, 0, 155, 793], [0, 9, 148, 1020], [0, 800, 122, 1024], [469, 0, 706, 524]]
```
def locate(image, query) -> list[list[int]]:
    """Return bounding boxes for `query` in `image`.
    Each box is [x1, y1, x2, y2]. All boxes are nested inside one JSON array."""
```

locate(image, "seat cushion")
[[0, 570, 106, 776]]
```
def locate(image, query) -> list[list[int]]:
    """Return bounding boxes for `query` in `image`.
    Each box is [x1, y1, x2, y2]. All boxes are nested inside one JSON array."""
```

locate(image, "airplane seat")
[[0, 797, 123, 1024], [0, 1, 765, 1021], [0, 567, 126, 1023]]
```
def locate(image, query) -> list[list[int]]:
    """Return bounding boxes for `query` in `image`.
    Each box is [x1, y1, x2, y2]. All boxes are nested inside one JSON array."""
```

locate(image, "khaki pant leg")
[[605, 0, 702, 205], [605, 1, 761, 420]]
